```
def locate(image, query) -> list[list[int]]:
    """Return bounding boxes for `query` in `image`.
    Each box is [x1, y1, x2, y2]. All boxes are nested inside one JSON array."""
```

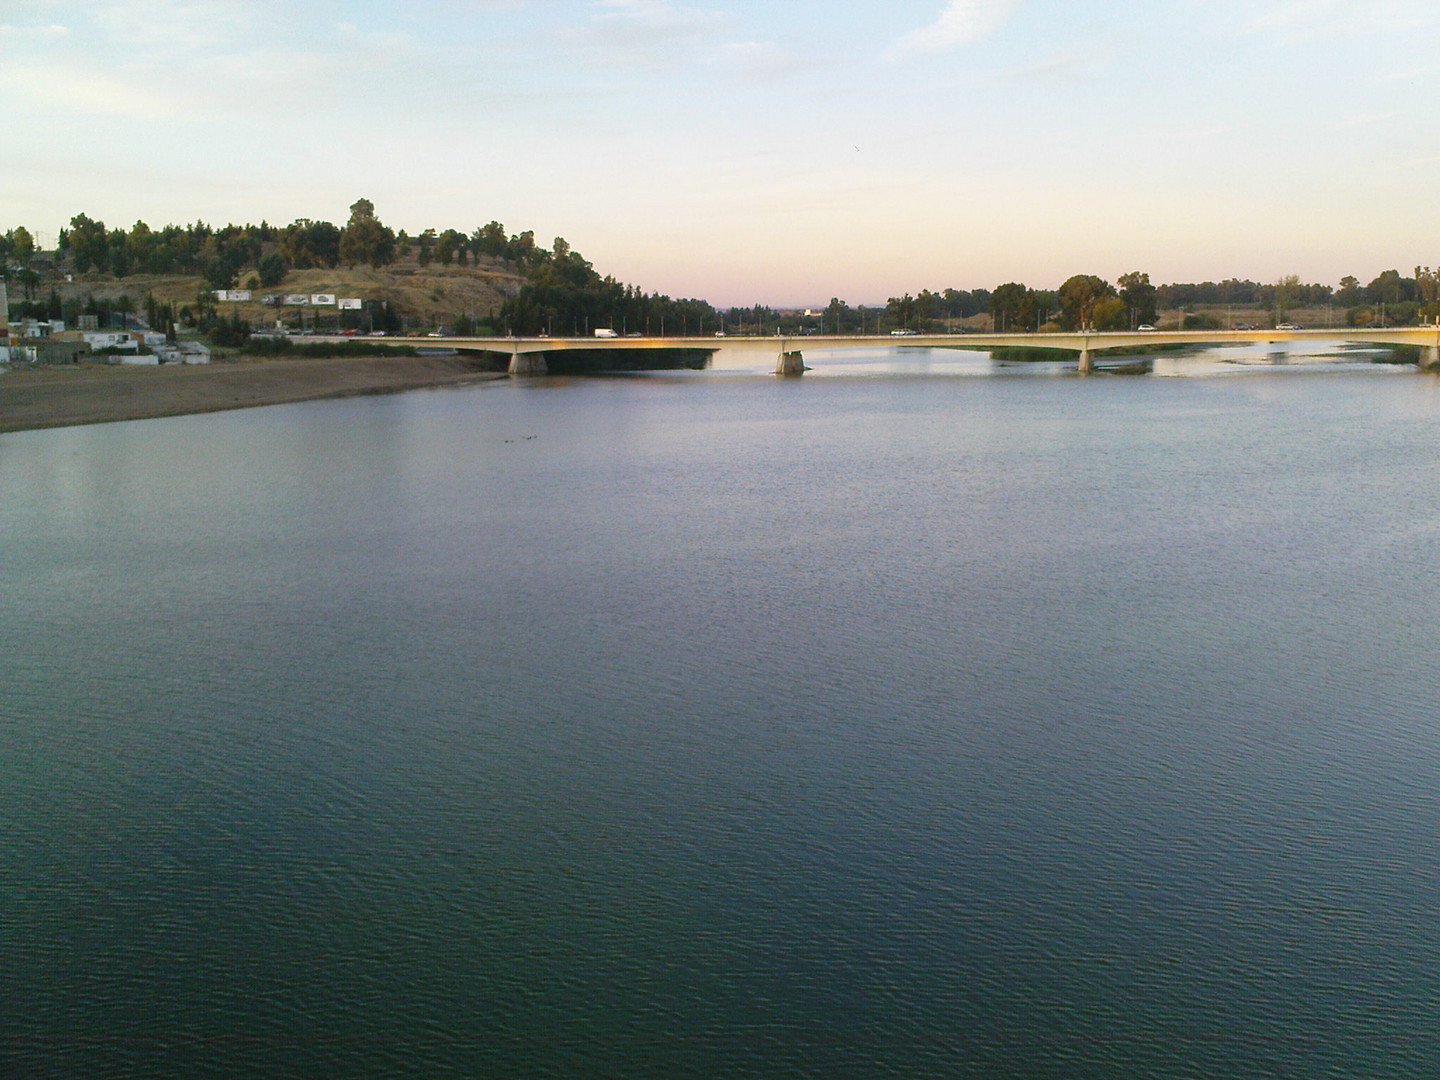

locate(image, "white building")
[[82, 331, 139, 352]]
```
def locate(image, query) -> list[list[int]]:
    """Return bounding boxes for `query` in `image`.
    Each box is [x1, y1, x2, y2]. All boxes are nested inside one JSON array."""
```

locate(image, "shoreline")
[[0, 354, 508, 434]]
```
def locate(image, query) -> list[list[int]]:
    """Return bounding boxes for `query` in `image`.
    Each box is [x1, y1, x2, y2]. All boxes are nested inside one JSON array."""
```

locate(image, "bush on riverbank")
[[244, 337, 420, 359]]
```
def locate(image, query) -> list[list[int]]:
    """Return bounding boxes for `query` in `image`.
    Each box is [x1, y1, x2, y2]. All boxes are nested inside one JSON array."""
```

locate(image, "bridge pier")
[[776, 350, 805, 376], [1423, 345, 1440, 371], [508, 351, 547, 376], [1076, 349, 1093, 375]]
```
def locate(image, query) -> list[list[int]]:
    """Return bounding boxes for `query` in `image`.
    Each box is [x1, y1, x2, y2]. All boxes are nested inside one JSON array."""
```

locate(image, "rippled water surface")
[[6, 364, 1440, 1078]]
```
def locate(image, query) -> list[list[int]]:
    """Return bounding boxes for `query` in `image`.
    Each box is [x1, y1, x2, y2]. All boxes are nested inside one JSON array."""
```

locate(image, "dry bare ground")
[[0, 355, 506, 433]]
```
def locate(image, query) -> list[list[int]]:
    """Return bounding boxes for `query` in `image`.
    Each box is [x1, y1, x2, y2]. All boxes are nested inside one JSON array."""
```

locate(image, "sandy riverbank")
[[0, 354, 509, 434]]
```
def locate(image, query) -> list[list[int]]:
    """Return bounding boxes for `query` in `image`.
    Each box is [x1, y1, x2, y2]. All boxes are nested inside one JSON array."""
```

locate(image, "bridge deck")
[[378, 327, 1440, 354]]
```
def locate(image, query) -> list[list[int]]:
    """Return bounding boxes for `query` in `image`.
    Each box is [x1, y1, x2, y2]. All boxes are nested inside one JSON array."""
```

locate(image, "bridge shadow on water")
[[540, 348, 713, 374]]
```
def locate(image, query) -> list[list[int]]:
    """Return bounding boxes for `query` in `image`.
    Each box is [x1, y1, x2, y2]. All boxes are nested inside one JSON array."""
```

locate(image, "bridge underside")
[[427, 328, 1440, 376]]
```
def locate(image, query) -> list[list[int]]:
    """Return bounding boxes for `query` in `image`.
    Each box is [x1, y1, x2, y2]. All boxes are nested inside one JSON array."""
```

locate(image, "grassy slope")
[[42, 253, 527, 330]]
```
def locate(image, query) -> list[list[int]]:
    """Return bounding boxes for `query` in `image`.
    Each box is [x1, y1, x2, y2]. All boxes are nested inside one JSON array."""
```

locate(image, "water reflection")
[[698, 340, 1415, 378], [1149, 340, 1411, 376]]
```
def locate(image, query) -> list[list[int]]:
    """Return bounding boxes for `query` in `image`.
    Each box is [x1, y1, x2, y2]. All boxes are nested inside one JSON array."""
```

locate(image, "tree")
[[1056, 274, 1114, 330], [472, 221, 507, 259], [436, 229, 468, 266], [417, 228, 436, 267], [990, 282, 1036, 332], [915, 289, 942, 329], [339, 198, 396, 269], [1416, 267, 1440, 321], [1335, 275, 1361, 305], [506, 230, 537, 265], [548, 237, 594, 288], [1274, 274, 1303, 313], [209, 310, 251, 347], [9, 226, 35, 267], [1117, 271, 1156, 327], [258, 251, 287, 287], [1367, 269, 1404, 306], [886, 293, 917, 331], [107, 224, 135, 277], [282, 219, 342, 269], [126, 220, 156, 274], [1091, 295, 1128, 331], [943, 287, 988, 320], [432, 228, 466, 266], [66, 213, 109, 274], [203, 257, 238, 290]]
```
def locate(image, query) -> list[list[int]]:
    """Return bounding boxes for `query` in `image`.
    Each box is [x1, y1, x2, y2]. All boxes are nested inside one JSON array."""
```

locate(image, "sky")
[[2, 0, 1438, 305]]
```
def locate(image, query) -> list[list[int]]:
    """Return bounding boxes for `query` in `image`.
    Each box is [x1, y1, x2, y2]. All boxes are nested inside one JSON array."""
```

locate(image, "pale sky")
[[3, 0, 1437, 305]]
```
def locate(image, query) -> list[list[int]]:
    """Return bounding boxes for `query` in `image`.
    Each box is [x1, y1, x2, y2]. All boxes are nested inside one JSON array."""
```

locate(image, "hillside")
[[41, 253, 527, 332]]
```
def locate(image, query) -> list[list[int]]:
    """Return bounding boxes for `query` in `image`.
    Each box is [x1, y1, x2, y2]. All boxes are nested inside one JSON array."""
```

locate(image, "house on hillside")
[[33, 339, 92, 364], [79, 330, 139, 353]]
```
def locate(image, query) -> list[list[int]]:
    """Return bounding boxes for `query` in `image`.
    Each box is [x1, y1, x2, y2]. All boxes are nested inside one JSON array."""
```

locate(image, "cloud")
[[1335, 110, 1394, 129], [0, 23, 70, 44], [1011, 46, 1114, 81], [589, 0, 729, 43], [559, 0, 733, 70], [1246, 0, 1431, 39], [1379, 63, 1440, 83], [711, 40, 796, 80], [0, 58, 180, 117], [1161, 125, 1230, 142], [885, 0, 1018, 60], [334, 21, 427, 58], [84, 0, 258, 50]]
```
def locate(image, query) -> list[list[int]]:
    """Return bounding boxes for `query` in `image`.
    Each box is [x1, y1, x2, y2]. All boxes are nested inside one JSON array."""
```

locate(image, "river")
[[4, 349, 1440, 1078]]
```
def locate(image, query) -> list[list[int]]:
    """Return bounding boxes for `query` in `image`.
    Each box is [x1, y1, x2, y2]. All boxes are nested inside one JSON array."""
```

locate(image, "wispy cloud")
[[884, 0, 1018, 60], [1160, 124, 1231, 142], [565, 0, 733, 66], [0, 22, 70, 44], [711, 40, 796, 80], [1336, 110, 1394, 129], [334, 22, 429, 59], [1011, 46, 1114, 81], [1246, 0, 1431, 39], [85, 0, 258, 50], [0, 58, 180, 117]]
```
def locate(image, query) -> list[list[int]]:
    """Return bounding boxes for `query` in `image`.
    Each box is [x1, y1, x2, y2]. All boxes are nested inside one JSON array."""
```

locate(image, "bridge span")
[[378, 327, 1440, 376]]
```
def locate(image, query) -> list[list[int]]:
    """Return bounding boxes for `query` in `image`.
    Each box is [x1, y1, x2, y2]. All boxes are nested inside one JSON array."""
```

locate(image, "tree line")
[[0, 200, 550, 294], [4, 203, 1439, 334]]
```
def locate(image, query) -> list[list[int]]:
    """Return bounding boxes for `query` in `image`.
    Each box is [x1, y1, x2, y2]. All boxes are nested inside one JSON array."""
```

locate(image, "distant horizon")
[[6, 213, 1427, 314]]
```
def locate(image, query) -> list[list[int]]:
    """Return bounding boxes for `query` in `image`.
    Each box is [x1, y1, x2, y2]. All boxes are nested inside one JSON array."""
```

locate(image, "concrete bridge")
[[397, 326, 1440, 376]]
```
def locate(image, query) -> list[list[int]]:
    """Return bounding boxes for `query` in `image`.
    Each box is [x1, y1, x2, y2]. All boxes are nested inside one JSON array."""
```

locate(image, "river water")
[[5, 348, 1440, 1078]]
